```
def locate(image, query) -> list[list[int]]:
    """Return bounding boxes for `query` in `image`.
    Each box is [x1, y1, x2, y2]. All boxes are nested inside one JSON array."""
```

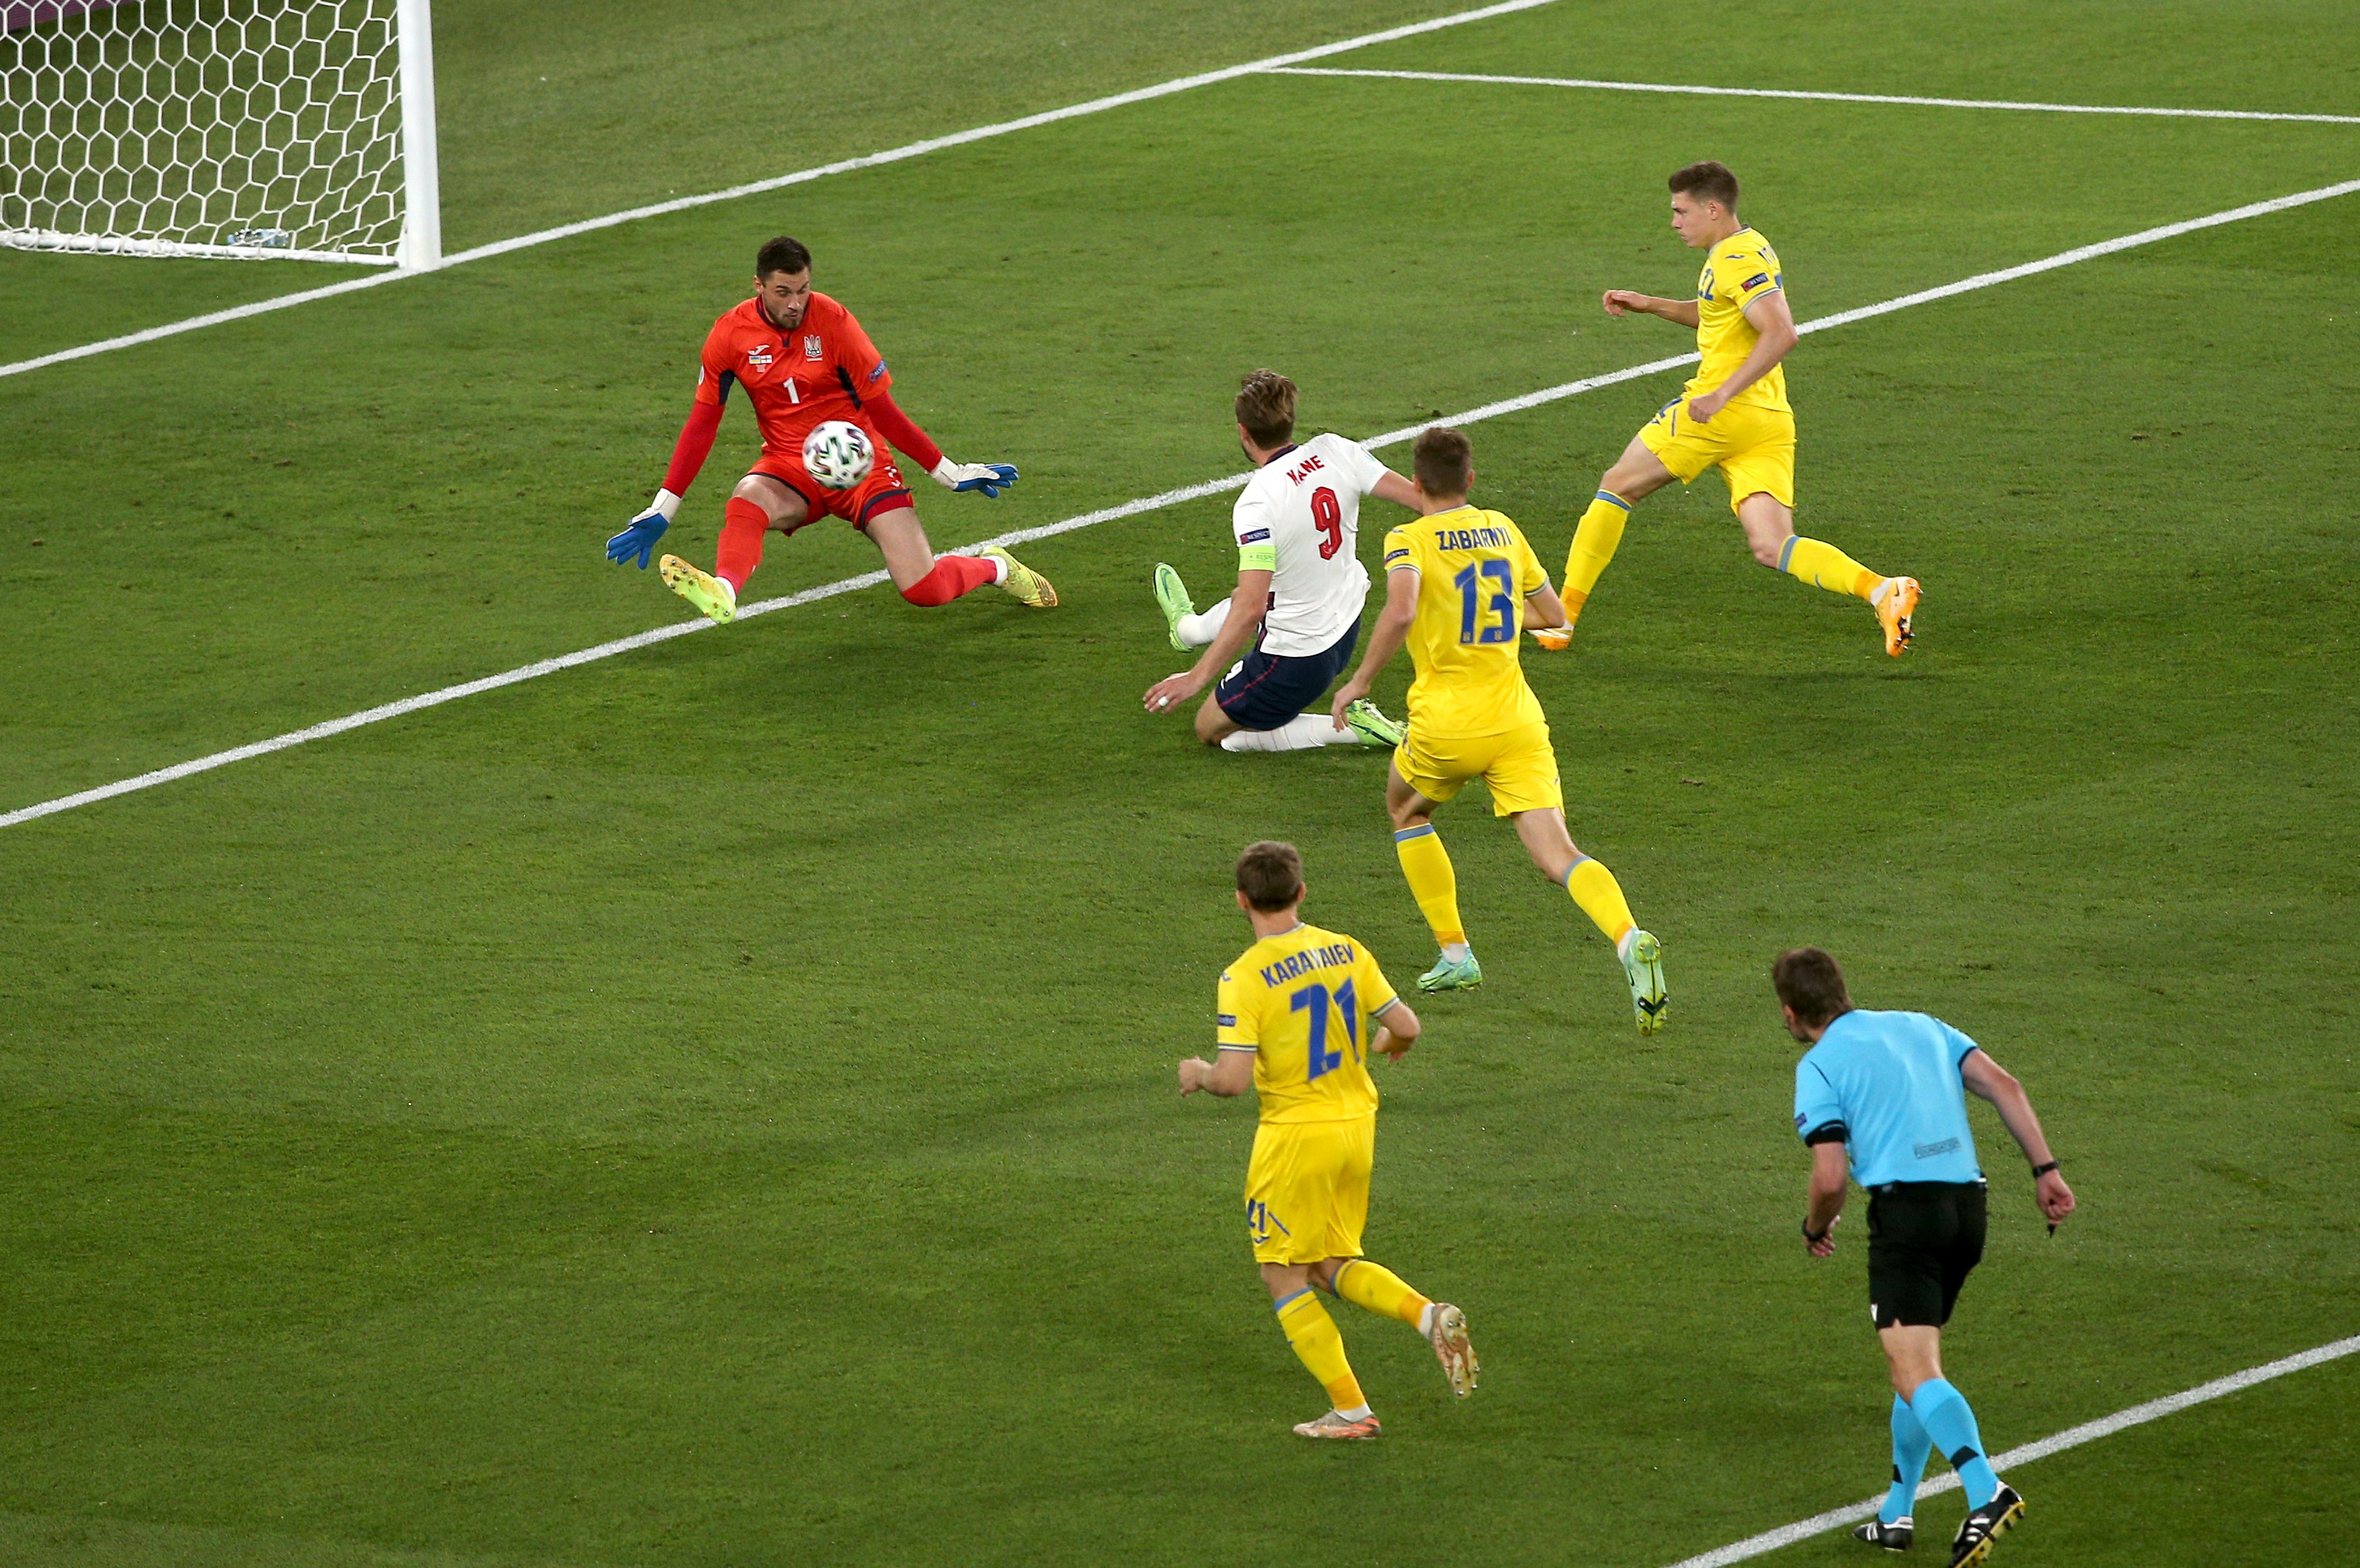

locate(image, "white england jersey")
[[1229, 432, 1389, 658]]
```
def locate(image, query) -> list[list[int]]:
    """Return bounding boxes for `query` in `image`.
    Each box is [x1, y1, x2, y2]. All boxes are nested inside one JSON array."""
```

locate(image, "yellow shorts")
[[1637, 393, 1795, 514], [1245, 1115, 1374, 1264], [1395, 719, 1562, 817]]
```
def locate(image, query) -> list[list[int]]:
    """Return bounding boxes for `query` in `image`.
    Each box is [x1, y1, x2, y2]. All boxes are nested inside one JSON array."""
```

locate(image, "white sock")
[[1336, 1402, 1373, 1422], [1220, 713, 1349, 753], [1869, 576, 1894, 606], [986, 553, 1009, 585], [1174, 596, 1231, 648], [1416, 1302, 1439, 1336], [1615, 928, 1636, 962], [1440, 942, 1470, 964]]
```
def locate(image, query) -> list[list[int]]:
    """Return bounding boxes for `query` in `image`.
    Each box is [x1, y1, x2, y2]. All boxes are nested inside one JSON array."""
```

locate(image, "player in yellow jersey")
[[1330, 429, 1668, 1030], [1543, 160, 1921, 657], [1178, 840, 1476, 1440]]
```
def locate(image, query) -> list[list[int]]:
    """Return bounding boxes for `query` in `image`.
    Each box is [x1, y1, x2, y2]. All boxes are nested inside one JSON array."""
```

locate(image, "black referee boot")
[[1948, 1485, 2024, 1567], [1853, 1516, 1913, 1550]]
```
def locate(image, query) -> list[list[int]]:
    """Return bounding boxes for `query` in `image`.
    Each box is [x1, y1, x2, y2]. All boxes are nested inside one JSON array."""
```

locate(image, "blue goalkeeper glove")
[[929, 458, 1020, 498], [605, 491, 680, 568]]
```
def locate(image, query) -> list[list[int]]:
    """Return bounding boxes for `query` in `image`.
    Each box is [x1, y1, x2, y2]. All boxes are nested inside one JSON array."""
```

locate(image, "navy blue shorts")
[[1215, 617, 1361, 731]]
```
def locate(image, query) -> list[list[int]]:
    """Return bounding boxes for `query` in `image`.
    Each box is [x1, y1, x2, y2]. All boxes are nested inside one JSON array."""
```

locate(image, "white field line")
[[1662, 1333, 2360, 1568], [1265, 66, 2360, 124], [0, 0, 1564, 383], [3, 174, 2354, 832]]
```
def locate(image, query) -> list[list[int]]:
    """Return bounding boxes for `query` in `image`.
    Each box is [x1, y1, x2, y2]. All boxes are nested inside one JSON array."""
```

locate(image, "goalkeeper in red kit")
[[605, 235, 1056, 620]]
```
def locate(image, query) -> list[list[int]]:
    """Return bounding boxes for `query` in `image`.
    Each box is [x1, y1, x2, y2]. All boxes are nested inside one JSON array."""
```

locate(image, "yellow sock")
[[1393, 825, 1466, 948], [1275, 1289, 1366, 1413], [1333, 1259, 1430, 1327], [1565, 856, 1636, 946], [1563, 490, 1632, 604], [1777, 535, 1881, 601]]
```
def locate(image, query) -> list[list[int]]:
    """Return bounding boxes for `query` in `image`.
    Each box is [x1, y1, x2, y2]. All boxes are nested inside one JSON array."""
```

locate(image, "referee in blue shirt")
[[1778, 948, 2075, 1568]]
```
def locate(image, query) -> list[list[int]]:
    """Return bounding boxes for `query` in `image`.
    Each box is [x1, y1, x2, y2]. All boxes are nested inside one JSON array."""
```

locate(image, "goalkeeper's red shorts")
[[745, 431, 912, 532]]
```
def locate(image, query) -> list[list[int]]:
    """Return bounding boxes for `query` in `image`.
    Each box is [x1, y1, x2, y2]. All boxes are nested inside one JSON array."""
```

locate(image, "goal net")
[[1, 0, 439, 267]]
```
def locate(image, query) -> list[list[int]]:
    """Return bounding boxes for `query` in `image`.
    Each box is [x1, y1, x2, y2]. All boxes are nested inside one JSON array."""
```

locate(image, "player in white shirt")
[[1143, 371, 1419, 753]]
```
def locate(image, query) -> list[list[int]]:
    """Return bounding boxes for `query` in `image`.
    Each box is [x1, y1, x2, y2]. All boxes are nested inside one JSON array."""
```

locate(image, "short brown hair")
[[1669, 160, 1740, 211], [1235, 840, 1305, 913], [1772, 947, 1852, 1028], [756, 234, 812, 278], [1412, 426, 1472, 498], [1235, 369, 1297, 447]]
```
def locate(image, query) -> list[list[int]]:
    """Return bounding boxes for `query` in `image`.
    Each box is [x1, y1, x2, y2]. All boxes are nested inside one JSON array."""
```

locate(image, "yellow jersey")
[[1216, 922, 1401, 1125], [1380, 505, 1549, 738], [1689, 224, 1790, 414]]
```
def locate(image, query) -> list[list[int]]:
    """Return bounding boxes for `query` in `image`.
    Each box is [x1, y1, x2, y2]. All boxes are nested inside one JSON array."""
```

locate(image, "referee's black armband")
[[1803, 1121, 1850, 1147]]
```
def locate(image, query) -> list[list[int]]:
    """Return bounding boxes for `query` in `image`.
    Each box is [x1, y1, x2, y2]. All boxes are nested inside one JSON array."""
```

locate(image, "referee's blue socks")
[[1907, 1378, 2001, 1508], [1883, 1394, 1933, 1523]]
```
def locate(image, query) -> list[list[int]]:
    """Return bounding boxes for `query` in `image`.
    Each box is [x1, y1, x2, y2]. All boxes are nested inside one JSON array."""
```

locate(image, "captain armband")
[[1237, 543, 1277, 571]]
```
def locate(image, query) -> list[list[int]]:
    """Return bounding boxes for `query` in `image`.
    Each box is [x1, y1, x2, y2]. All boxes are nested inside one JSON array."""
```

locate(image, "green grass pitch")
[[3, 2, 2356, 1564]]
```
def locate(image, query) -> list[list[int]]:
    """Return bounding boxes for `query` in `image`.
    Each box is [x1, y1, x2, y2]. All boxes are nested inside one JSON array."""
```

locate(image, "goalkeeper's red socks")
[[713, 496, 1000, 606], [899, 553, 1000, 606], [715, 497, 768, 592]]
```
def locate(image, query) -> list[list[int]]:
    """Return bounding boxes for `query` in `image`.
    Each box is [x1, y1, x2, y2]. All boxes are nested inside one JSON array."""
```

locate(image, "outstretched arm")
[[864, 388, 944, 472], [1329, 566, 1418, 729], [1688, 290, 1797, 423], [1603, 288, 1701, 330], [866, 388, 1019, 498], [607, 398, 724, 568], [1960, 1048, 2076, 1225]]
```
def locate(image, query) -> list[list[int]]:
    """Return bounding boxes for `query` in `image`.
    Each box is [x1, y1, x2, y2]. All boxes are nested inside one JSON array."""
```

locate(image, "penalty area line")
[[1660, 1332, 2360, 1568], [2, 174, 2355, 832], [0, 0, 1566, 382], [1266, 66, 2360, 125]]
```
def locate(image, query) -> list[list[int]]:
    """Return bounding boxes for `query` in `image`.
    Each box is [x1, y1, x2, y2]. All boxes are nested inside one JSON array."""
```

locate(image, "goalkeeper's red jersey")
[[693, 291, 893, 455]]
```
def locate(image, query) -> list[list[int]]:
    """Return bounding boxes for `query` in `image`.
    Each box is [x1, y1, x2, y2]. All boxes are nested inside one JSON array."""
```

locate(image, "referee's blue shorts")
[[1214, 617, 1361, 731]]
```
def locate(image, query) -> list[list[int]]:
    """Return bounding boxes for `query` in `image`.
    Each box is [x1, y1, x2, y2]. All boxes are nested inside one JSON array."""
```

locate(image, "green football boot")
[[1622, 929, 1668, 1034], [659, 554, 736, 624], [1342, 698, 1406, 748], [1416, 951, 1483, 992], [1152, 561, 1195, 651], [979, 546, 1057, 607]]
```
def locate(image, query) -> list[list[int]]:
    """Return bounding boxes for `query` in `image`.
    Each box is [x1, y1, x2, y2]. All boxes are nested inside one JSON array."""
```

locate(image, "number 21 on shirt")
[[1454, 559, 1516, 644], [1290, 979, 1360, 1079]]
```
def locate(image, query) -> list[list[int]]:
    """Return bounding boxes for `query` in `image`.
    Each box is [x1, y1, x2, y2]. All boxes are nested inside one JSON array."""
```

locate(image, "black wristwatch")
[[2031, 1160, 2059, 1178], [1802, 1217, 1829, 1243]]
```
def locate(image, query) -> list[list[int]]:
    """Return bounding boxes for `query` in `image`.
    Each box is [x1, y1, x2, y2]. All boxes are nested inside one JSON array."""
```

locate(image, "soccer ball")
[[802, 420, 875, 491]]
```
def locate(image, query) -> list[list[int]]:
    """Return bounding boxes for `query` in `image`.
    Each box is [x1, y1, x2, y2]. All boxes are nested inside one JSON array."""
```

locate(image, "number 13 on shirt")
[[1454, 559, 1517, 644]]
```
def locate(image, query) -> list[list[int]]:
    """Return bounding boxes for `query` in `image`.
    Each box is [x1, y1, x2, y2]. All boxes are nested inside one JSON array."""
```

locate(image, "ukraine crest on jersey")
[[1690, 226, 1791, 414], [1216, 923, 1400, 1124]]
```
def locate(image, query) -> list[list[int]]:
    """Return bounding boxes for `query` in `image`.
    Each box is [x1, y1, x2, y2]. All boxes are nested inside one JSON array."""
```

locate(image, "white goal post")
[[1, 0, 440, 269]]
